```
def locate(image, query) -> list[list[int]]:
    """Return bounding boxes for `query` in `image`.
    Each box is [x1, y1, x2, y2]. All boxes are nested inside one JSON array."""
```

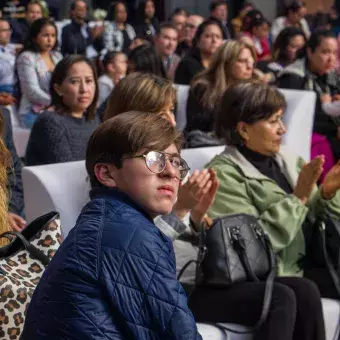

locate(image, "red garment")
[[244, 32, 271, 61]]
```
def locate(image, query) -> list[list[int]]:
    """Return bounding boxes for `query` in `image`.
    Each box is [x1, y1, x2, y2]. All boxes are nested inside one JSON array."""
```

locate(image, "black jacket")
[[61, 20, 103, 56], [186, 84, 215, 133], [1, 107, 24, 215], [9, 19, 29, 45], [278, 58, 340, 139], [134, 17, 160, 38], [174, 48, 204, 85]]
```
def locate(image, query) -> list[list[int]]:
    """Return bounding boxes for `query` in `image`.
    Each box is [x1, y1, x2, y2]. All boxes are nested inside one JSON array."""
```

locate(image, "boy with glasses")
[[22, 111, 202, 339]]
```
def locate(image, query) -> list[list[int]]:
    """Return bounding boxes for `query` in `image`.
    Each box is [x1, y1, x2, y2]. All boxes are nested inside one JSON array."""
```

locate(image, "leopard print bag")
[[0, 211, 62, 340]]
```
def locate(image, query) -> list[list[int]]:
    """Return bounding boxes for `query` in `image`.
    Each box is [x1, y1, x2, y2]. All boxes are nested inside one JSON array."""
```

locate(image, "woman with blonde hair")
[[186, 40, 256, 134]]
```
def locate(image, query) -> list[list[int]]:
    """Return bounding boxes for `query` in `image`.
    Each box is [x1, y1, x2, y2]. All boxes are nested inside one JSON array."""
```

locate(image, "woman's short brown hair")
[[104, 72, 176, 121], [50, 55, 99, 121], [216, 81, 286, 145], [86, 111, 183, 187]]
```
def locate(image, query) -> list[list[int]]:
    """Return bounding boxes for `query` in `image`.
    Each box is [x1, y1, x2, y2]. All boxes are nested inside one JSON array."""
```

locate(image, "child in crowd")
[[21, 111, 202, 339], [97, 51, 127, 107]]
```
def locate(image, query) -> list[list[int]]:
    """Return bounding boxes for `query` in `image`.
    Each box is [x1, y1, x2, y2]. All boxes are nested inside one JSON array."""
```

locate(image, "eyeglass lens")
[[145, 151, 188, 179]]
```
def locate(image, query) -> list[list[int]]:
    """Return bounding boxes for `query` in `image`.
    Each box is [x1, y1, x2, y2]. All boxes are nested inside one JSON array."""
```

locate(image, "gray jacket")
[[16, 50, 63, 116]]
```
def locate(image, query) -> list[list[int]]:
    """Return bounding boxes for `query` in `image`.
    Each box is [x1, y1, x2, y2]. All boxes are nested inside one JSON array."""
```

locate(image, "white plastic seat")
[[5, 105, 31, 158], [174, 84, 190, 132], [174, 86, 316, 161]]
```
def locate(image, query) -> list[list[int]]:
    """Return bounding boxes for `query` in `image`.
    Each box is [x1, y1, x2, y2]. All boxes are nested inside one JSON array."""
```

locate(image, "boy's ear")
[[94, 163, 117, 188]]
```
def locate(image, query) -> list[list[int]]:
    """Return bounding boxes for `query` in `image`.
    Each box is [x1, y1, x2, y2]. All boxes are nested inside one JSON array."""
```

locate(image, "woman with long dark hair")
[[174, 19, 225, 85], [103, 1, 136, 54], [134, 0, 160, 38], [16, 18, 62, 128]]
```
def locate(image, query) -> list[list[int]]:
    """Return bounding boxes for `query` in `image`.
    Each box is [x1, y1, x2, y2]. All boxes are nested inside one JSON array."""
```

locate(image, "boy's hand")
[[172, 169, 212, 220], [190, 169, 219, 228]]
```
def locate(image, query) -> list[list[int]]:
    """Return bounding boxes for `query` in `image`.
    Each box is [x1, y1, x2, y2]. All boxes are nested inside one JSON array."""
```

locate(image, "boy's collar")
[[90, 186, 154, 222]]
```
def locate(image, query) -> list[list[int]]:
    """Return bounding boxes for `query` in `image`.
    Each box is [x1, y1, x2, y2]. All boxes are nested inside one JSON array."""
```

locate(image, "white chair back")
[[22, 161, 90, 237], [174, 86, 316, 161], [181, 146, 225, 171], [279, 89, 316, 161], [5, 105, 30, 158], [175, 84, 190, 132]]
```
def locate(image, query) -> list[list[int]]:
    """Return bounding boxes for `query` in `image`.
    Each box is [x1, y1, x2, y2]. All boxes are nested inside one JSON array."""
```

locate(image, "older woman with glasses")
[[195, 81, 340, 340]]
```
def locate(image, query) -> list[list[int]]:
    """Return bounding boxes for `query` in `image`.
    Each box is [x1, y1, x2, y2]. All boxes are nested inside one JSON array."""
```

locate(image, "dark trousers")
[[189, 276, 325, 340]]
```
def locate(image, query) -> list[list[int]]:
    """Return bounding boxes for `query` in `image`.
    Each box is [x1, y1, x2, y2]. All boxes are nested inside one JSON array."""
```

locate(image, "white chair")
[[174, 84, 190, 132], [181, 145, 225, 171], [5, 105, 31, 158], [174, 86, 316, 161], [22, 161, 90, 238], [279, 89, 316, 161]]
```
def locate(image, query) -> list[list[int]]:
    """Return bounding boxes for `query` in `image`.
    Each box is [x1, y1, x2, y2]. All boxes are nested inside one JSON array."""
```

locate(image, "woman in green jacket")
[[190, 81, 338, 340]]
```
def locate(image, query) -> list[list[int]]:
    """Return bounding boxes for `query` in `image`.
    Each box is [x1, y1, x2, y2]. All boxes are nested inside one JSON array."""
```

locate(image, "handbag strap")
[[0, 231, 50, 266], [216, 233, 276, 334], [318, 221, 340, 297]]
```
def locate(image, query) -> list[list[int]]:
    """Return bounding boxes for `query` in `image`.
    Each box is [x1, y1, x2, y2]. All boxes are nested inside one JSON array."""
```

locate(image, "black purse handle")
[[0, 231, 50, 266]]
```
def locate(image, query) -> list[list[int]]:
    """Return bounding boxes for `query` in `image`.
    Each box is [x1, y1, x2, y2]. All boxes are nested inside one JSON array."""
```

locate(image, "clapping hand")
[[322, 161, 340, 199], [294, 155, 324, 204], [190, 169, 219, 229], [173, 169, 213, 220]]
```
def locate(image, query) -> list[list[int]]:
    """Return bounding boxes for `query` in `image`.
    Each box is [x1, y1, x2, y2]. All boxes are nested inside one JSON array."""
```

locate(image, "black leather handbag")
[[179, 213, 276, 334]]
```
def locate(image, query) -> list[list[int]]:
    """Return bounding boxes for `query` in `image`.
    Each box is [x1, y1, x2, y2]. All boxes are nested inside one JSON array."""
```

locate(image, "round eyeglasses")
[[124, 151, 190, 180]]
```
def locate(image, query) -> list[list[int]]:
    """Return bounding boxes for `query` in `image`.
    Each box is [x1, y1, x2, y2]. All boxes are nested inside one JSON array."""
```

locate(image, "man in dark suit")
[[61, 0, 103, 56], [209, 0, 232, 39], [10, 0, 43, 44]]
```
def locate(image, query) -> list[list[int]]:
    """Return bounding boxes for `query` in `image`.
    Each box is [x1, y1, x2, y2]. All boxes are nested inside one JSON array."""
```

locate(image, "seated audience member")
[[155, 23, 180, 80], [10, 0, 43, 45], [16, 18, 62, 128], [97, 45, 166, 119], [175, 19, 225, 85], [257, 27, 306, 81], [278, 31, 340, 159], [209, 0, 232, 39], [21, 111, 202, 339], [176, 14, 204, 58], [25, 55, 99, 166], [104, 72, 175, 124], [61, 0, 104, 56], [104, 72, 219, 226], [169, 7, 188, 43], [127, 44, 167, 78], [103, 1, 136, 54], [128, 34, 151, 51], [231, 2, 254, 38], [271, 1, 310, 43], [98, 51, 127, 107], [1, 106, 25, 231], [243, 13, 271, 61], [194, 81, 330, 340], [0, 18, 16, 94], [186, 40, 256, 134], [134, 0, 160, 38]]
